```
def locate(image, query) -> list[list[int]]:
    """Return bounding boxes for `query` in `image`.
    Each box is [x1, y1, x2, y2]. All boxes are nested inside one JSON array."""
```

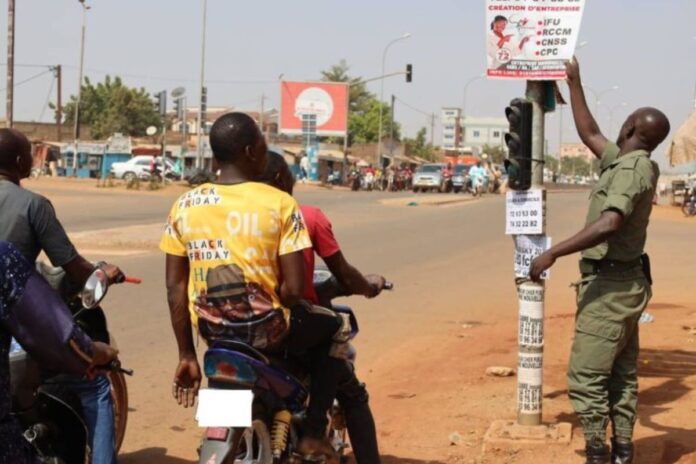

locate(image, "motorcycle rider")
[[469, 160, 487, 196], [160, 112, 345, 461], [0, 128, 123, 463], [0, 241, 119, 463], [441, 162, 453, 192], [259, 150, 386, 464]]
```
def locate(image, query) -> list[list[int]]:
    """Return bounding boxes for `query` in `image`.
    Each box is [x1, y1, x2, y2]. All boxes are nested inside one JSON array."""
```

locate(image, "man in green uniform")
[[530, 58, 670, 464]]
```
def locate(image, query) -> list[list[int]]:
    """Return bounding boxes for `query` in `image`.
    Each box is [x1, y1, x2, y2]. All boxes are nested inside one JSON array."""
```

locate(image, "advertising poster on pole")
[[485, 0, 586, 80], [279, 81, 349, 137]]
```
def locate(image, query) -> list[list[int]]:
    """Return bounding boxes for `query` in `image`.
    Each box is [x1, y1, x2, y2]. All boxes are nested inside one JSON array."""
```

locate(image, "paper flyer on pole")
[[485, 0, 586, 80]]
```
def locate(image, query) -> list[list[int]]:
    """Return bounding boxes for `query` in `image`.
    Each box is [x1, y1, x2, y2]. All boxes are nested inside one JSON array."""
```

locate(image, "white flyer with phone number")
[[485, 0, 587, 80]]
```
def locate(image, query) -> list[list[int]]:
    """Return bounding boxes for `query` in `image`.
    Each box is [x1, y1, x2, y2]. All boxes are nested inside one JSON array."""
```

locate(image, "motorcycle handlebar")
[[106, 359, 134, 376], [114, 274, 142, 285]]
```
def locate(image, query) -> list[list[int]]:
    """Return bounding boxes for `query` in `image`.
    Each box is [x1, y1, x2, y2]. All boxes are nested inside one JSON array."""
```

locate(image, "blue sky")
[[2, 0, 695, 169]]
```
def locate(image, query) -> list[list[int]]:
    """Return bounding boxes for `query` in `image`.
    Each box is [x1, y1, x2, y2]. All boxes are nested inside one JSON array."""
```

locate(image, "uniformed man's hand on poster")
[[565, 57, 580, 84], [529, 251, 555, 282]]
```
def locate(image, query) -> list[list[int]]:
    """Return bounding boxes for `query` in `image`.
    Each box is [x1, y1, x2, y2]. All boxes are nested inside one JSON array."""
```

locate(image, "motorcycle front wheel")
[[108, 370, 129, 453]]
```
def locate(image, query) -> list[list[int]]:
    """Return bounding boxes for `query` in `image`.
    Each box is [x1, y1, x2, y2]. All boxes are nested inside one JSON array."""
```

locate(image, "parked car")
[[452, 164, 471, 193], [110, 155, 175, 181], [412, 163, 445, 193]]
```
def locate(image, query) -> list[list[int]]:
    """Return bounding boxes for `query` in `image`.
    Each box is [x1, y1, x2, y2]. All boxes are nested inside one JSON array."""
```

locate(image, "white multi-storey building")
[[462, 117, 508, 152], [441, 107, 462, 152], [441, 108, 508, 154]]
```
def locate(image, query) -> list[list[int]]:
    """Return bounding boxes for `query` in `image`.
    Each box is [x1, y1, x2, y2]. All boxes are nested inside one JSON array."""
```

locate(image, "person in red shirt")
[[258, 151, 386, 464]]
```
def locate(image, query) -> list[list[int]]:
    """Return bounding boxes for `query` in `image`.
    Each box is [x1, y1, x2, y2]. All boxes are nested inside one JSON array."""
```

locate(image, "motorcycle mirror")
[[312, 268, 333, 286], [81, 268, 109, 310]]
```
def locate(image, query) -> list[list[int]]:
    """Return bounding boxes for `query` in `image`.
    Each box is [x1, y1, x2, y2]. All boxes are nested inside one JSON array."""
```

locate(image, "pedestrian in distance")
[[530, 57, 670, 464]]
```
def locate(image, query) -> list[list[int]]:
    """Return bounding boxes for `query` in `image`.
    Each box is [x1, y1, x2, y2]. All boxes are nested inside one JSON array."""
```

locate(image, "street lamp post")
[[607, 102, 627, 139], [582, 84, 619, 115], [377, 33, 411, 167], [196, 0, 208, 170], [460, 73, 485, 152], [72, 0, 90, 173]]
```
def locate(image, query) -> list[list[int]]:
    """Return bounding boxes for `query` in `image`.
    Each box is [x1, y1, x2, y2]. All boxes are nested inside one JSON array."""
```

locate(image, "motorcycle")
[[348, 171, 362, 191], [9, 265, 138, 463], [683, 188, 696, 217], [196, 269, 392, 464], [439, 172, 453, 194]]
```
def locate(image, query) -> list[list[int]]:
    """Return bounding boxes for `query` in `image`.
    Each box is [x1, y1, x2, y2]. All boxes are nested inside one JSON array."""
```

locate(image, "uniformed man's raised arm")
[[566, 57, 608, 158]]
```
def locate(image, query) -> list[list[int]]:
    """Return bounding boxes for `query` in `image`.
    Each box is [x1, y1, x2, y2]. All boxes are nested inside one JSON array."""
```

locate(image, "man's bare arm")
[[529, 210, 624, 281], [165, 254, 195, 359], [566, 58, 608, 158], [324, 251, 382, 298], [278, 251, 305, 308]]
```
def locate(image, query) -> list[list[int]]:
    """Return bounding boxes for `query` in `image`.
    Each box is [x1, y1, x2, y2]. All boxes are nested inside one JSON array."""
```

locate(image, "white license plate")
[[196, 389, 253, 427]]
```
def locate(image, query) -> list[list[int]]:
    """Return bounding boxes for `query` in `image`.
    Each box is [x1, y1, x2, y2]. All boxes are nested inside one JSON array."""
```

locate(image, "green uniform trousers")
[[568, 264, 651, 442]]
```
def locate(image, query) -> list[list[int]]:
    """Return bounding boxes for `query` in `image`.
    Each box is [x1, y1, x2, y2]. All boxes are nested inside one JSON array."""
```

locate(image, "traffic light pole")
[[515, 81, 547, 427]]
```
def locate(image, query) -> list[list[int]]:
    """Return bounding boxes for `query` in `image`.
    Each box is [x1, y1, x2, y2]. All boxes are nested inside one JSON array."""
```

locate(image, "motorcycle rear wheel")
[[226, 419, 272, 464], [108, 370, 129, 453]]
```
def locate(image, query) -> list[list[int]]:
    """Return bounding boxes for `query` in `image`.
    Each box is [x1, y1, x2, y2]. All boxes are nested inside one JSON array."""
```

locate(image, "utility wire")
[[1, 62, 277, 86], [38, 72, 56, 121], [394, 96, 437, 119], [0, 69, 51, 93]]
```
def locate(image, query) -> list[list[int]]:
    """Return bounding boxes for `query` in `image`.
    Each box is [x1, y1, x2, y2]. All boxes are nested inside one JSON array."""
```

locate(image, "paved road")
[[24, 180, 646, 462]]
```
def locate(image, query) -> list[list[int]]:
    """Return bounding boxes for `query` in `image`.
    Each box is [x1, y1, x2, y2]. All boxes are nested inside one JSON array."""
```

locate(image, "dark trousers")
[[337, 361, 380, 464], [286, 305, 342, 438]]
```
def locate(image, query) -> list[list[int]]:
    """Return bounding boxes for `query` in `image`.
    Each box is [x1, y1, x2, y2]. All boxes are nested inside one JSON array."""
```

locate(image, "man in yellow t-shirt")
[[161, 112, 343, 460]]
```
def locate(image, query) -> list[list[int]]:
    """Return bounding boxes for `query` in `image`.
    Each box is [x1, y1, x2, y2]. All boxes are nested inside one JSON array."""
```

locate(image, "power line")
[[38, 72, 56, 121], [394, 96, 437, 119], [0, 69, 51, 93], [1, 62, 277, 86]]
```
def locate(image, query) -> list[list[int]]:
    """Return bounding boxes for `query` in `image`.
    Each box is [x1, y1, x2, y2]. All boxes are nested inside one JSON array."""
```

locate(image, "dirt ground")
[[25, 178, 696, 464], [368, 203, 696, 464]]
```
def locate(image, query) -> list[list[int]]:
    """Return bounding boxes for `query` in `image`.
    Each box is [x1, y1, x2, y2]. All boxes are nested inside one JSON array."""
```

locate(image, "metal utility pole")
[[55, 65, 63, 141], [515, 81, 546, 427], [259, 93, 267, 139], [196, 0, 208, 170], [430, 113, 435, 146], [389, 94, 396, 158], [377, 33, 411, 166], [73, 0, 89, 173], [6, 0, 15, 128]]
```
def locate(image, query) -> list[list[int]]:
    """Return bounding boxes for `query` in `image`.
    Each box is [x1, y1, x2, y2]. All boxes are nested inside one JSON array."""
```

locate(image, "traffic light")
[[174, 97, 185, 120], [200, 86, 208, 132], [153, 91, 167, 117], [405, 64, 413, 83], [504, 98, 533, 191]]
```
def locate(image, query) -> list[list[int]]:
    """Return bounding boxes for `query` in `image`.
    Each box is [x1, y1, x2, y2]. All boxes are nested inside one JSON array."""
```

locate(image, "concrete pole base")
[[482, 420, 572, 453]]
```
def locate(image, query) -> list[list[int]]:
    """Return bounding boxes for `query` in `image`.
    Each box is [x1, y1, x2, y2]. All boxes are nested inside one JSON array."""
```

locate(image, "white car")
[[110, 156, 174, 181]]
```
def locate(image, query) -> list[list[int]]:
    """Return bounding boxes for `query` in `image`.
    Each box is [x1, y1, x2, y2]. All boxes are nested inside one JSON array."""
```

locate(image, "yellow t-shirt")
[[159, 182, 312, 331]]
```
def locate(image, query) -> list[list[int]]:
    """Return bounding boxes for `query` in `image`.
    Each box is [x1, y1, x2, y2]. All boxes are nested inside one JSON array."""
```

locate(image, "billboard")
[[485, 0, 586, 80], [279, 81, 349, 137]]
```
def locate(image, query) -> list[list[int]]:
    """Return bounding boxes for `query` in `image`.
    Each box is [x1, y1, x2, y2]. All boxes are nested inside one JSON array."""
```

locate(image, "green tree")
[[544, 155, 559, 173], [561, 156, 591, 177], [320, 61, 400, 145], [62, 76, 162, 139], [404, 127, 437, 161], [481, 144, 507, 164]]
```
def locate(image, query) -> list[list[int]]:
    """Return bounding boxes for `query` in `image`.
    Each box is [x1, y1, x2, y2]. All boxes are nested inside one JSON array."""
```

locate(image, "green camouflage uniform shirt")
[[582, 142, 659, 261]]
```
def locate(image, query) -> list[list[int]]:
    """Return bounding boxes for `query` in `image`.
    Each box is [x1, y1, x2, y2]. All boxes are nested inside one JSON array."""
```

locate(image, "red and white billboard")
[[279, 81, 349, 137]]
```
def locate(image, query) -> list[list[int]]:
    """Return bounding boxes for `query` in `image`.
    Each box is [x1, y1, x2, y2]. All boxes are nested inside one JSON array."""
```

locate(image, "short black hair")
[[257, 150, 288, 183], [209, 112, 260, 163], [491, 15, 507, 30], [0, 129, 30, 170]]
